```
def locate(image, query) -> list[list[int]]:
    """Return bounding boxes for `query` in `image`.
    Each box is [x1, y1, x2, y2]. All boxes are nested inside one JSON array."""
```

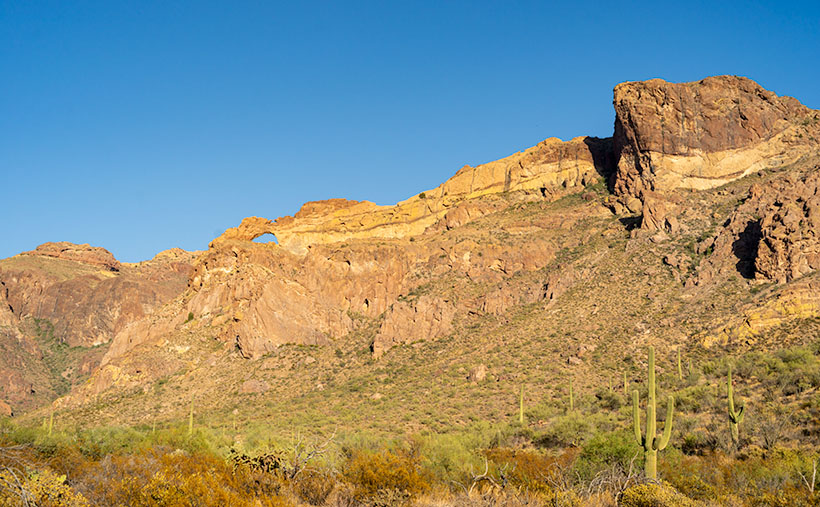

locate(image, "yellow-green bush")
[[0, 467, 89, 507], [619, 482, 696, 507], [342, 447, 432, 503]]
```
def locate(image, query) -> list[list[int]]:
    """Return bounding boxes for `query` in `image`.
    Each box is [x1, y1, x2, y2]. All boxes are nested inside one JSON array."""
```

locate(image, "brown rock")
[[0, 400, 12, 417], [613, 76, 818, 196], [468, 364, 487, 382], [1, 245, 196, 348], [239, 379, 270, 394], [23, 242, 121, 271], [372, 296, 455, 358], [691, 165, 820, 285], [755, 171, 820, 282]]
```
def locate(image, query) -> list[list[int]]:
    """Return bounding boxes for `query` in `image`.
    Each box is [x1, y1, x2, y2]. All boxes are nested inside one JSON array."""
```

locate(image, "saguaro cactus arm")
[[632, 390, 644, 446], [655, 396, 675, 451]]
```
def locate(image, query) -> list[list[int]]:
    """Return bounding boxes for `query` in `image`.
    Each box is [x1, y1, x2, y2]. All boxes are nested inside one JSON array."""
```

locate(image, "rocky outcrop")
[[49, 75, 820, 413], [22, 242, 122, 271], [755, 172, 820, 282], [0, 245, 197, 411], [372, 296, 456, 358], [690, 165, 820, 286], [207, 137, 611, 256], [0, 246, 196, 347], [209, 216, 277, 246], [613, 75, 819, 197]]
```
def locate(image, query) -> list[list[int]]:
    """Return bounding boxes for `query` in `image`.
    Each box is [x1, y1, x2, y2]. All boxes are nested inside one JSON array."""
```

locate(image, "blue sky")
[[2, 1, 819, 262]]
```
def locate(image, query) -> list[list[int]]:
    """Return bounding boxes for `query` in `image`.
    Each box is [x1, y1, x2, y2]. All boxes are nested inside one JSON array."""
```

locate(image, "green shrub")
[[595, 387, 624, 410], [575, 430, 640, 481]]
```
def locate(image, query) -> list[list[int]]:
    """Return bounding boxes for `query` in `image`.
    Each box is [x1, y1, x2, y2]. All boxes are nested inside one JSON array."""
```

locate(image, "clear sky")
[[2, 1, 819, 262]]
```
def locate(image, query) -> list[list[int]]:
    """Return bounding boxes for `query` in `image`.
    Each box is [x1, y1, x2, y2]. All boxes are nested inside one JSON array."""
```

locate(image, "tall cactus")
[[624, 371, 629, 397], [188, 399, 194, 437], [569, 378, 574, 412], [728, 364, 744, 445], [519, 384, 525, 424], [632, 346, 675, 479], [677, 349, 683, 381]]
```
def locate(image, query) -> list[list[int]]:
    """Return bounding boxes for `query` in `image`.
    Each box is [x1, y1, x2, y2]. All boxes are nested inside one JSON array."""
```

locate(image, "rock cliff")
[[0, 245, 197, 411], [612, 75, 818, 196]]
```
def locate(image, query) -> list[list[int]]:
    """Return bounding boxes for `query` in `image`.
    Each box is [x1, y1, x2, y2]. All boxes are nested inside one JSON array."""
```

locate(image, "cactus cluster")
[[632, 346, 674, 479]]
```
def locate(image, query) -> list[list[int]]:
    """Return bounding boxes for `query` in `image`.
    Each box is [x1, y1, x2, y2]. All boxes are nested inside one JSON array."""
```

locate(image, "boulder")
[[239, 379, 270, 394]]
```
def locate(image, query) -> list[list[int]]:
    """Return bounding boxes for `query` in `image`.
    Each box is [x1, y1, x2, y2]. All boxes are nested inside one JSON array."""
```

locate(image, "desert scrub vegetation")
[[2, 418, 820, 506], [4, 337, 820, 505]]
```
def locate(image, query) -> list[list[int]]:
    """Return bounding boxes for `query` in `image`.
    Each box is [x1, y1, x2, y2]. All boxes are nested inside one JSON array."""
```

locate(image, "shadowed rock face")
[[612, 75, 818, 196], [688, 164, 820, 287], [755, 171, 820, 283]]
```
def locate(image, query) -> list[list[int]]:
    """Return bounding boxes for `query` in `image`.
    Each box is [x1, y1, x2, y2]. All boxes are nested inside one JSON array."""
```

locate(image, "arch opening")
[[252, 233, 279, 244]]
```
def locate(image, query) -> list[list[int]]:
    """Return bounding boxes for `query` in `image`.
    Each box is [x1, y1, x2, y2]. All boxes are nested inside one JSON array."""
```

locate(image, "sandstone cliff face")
[[209, 137, 612, 255], [613, 75, 818, 197]]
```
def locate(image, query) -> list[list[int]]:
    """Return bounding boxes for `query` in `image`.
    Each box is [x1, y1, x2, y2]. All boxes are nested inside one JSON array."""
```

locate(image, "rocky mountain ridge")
[[2, 75, 819, 421]]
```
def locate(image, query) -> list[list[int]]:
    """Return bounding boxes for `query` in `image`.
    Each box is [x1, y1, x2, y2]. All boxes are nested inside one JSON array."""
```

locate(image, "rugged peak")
[[612, 75, 818, 196], [22, 241, 121, 271]]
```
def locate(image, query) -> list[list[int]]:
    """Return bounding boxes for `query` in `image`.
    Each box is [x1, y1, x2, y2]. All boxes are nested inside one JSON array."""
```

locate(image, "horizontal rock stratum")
[[210, 136, 614, 255], [207, 76, 818, 255]]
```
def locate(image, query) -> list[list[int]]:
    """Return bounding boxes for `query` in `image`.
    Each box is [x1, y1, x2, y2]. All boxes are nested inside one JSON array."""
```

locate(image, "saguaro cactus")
[[728, 364, 744, 445], [188, 400, 194, 437], [632, 346, 675, 479], [519, 384, 525, 424], [624, 371, 629, 397], [677, 350, 683, 381], [569, 378, 574, 411]]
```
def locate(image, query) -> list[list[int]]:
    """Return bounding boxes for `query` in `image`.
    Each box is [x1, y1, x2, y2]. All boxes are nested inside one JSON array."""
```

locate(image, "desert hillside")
[[2, 75, 820, 506]]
